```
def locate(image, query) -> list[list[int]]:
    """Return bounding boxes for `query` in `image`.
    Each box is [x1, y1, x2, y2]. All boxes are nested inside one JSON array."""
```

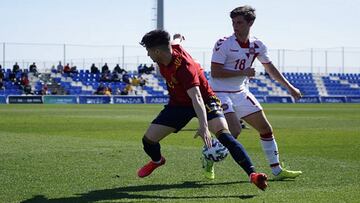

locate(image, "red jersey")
[[158, 45, 215, 106]]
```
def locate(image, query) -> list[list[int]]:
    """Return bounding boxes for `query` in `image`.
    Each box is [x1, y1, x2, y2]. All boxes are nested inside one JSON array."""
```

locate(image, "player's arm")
[[262, 62, 302, 100], [211, 62, 255, 78], [187, 86, 212, 148]]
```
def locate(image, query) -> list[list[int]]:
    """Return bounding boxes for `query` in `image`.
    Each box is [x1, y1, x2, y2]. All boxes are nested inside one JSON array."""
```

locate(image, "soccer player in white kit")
[[206, 5, 303, 180]]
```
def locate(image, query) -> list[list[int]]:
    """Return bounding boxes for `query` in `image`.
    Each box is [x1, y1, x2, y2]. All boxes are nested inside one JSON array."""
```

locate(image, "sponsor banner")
[[145, 96, 169, 104], [43, 96, 78, 104], [8, 95, 43, 104], [296, 96, 321, 103], [320, 96, 346, 103], [266, 96, 293, 103], [113, 96, 145, 104], [255, 96, 266, 103], [79, 96, 111, 104], [0, 96, 6, 104], [346, 96, 360, 103]]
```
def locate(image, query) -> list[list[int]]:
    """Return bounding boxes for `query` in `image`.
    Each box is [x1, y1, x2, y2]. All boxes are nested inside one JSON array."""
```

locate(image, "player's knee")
[[259, 126, 273, 138], [257, 123, 273, 135], [215, 129, 231, 138], [142, 135, 158, 145], [229, 127, 241, 139]]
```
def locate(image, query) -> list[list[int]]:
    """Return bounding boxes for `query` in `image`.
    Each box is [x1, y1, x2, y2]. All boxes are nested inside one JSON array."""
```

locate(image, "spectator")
[[70, 65, 78, 74], [0, 69, 4, 80], [51, 65, 56, 73], [41, 84, 49, 95], [100, 70, 111, 82], [20, 75, 32, 95], [20, 75, 29, 88], [146, 64, 155, 74], [24, 85, 32, 95], [12, 62, 20, 73], [139, 76, 146, 87], [63, 63, 71, 74], [131, 76, 140, 86], [137, 64, 145, 74], [29, 62, 38, 74], [122, 72, 131, 84], [142, 64, 148, 74], [114, 64, 124, 74], [111, 70, 121, 82], [90, 63, 99, 74], [120, 84, 133, 95], [101, 63, 109, 74], [104, 86, 112, 96], [9, 71, 16, 82], [57, 61, 64, 73], [0, 78, 4, 90], [95, 84, 105, 95]]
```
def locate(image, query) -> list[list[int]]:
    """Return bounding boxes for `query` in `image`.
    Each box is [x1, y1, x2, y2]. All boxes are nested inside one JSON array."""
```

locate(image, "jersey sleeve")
[[176, 62, 200, 90], [211, 39, 227, 65], [256, 41, 272, 64]]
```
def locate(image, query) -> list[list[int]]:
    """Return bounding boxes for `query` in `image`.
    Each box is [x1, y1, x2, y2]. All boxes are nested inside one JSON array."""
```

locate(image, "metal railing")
[[1, 42, 360, 73]]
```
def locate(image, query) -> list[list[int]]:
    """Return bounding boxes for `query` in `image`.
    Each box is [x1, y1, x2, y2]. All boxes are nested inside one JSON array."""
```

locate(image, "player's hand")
[[173, 33, 185, 41], [289, 87, 302, 100], [241, 68, 256, 77], [194, 127, 212, 148]]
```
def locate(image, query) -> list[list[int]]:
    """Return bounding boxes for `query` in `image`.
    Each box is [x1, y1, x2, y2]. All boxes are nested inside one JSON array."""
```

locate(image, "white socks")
[[261, 136, 282, 175]]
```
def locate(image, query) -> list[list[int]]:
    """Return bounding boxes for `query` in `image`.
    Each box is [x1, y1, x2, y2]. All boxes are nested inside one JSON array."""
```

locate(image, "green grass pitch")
[[0, 104, 359, 202]]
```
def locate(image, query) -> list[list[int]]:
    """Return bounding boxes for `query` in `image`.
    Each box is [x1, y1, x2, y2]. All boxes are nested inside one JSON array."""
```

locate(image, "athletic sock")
[[142, 137, 162, 162], [217, 132, 255, 176], [260, 132, 282, 175]]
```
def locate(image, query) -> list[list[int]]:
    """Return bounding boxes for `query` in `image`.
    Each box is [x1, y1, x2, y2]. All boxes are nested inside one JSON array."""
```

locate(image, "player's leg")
[[218, 93, 242, 138], [240, 94, 302, 180], [138, 105, 193, 178], [224, 112, 242, 138], [138, 124, 175, 178], [200, 93, 233, 179], [208, 116, 267, 190], [206, 97, 268, 190]]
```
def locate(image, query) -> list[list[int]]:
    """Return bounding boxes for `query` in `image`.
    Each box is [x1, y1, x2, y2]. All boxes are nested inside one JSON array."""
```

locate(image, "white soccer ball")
[[202, 138, 229, 162]]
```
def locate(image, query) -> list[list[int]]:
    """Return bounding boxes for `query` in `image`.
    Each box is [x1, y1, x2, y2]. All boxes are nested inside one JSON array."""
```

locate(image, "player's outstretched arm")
[[263, 63, 302, 100]]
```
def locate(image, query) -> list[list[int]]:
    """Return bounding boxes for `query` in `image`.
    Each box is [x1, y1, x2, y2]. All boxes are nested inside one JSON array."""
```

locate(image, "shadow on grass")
[[21, 180, 256, 203]]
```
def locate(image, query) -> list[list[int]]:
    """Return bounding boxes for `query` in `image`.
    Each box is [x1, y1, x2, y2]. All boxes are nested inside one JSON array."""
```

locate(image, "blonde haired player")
[[206, 5, 303, 181]]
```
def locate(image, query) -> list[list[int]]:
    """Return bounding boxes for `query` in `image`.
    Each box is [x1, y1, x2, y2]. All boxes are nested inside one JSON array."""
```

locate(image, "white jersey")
[[209, 34, 271, 92]]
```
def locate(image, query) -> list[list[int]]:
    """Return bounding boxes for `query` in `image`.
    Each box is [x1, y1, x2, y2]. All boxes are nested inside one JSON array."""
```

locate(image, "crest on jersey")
[[174, 57, 182, 69], [249, 47, 256, 54], [167, 75, 178, 89], [246, 47, 257, 58]]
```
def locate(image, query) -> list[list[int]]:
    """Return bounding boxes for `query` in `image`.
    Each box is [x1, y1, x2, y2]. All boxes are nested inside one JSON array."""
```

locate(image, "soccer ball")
[[202, 138, 229, 162]]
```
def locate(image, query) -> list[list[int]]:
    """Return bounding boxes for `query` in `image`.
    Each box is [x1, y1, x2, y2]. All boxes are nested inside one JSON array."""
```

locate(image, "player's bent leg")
[[207, 116, 268, 190], [209, 118, 256, 175], [243, 111, 302, 180], [137, 124, 175, 178], [242, 110, 272, 135]]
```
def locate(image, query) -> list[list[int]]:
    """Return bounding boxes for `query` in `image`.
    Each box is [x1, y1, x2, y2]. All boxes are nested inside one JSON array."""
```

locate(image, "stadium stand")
[[0, 65, 359, 98]]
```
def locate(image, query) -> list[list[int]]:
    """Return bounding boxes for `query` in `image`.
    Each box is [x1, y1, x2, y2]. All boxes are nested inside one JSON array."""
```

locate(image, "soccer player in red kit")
[[137, 29, 268, 191]]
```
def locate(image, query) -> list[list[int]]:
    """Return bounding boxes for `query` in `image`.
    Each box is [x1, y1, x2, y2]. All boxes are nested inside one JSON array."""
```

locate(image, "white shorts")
[[216, 89, 263, 118]]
